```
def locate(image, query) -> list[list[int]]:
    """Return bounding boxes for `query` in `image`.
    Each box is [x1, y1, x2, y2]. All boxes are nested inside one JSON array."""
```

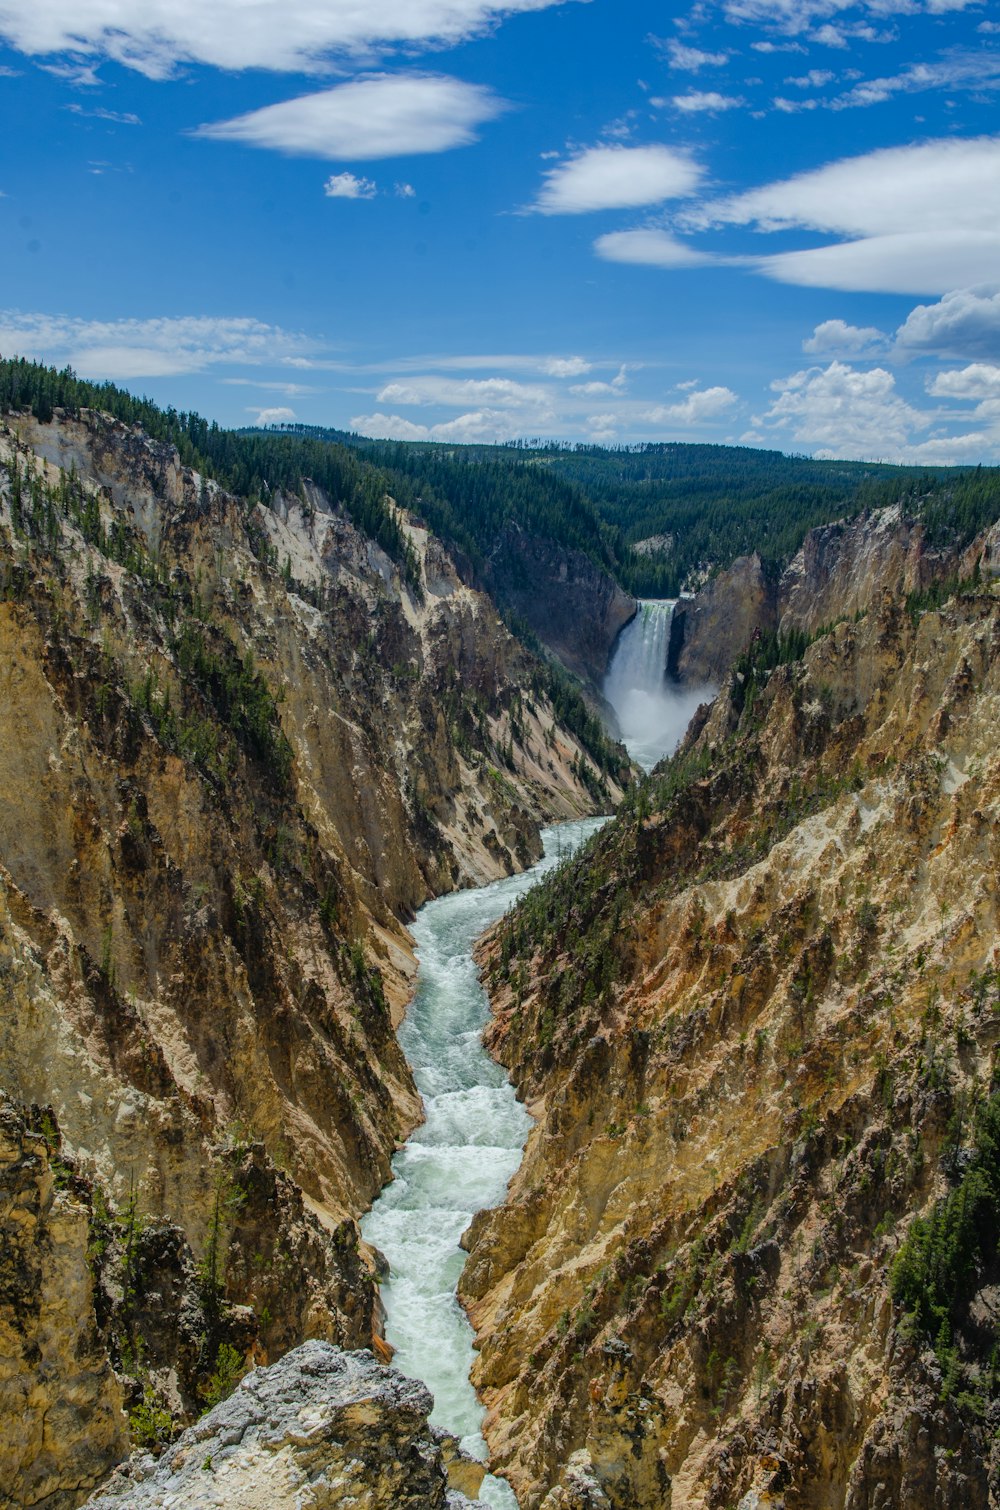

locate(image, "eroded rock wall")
[[0, 406, 623, 1501], [464, 582, 1000, 1508], [0, 1097, 127, 1510], [486, 521, 637, 688], [669, 503, 999, 685]]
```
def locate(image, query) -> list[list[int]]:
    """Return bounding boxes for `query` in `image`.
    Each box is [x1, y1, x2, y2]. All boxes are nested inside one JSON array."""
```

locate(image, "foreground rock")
[[86, 1341, 488, 1509]]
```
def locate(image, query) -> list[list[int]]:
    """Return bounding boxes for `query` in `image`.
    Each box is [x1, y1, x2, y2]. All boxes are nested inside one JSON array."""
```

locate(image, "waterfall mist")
[[604, 601, 714, 772]]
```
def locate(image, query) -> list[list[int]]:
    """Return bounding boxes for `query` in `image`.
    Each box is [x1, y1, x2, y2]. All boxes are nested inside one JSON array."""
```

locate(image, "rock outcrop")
[[669, 503, 1000, 685], [85, 1340, 487, 1509], [464, 572, 1000, 1507], [668, 554, 778, 684]]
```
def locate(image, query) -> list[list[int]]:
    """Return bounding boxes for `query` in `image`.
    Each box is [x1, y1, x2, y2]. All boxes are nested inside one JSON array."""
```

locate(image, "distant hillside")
[[262, 423, 997, 598]]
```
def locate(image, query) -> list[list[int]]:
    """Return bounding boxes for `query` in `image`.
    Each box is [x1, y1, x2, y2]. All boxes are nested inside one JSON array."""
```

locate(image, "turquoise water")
[[362, 818, 605, 1508]]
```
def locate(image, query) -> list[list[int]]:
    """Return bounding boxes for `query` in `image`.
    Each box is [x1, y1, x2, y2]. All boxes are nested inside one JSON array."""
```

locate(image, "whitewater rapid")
[[604, 599, 714, 772], [362, 817, 605, 1509]]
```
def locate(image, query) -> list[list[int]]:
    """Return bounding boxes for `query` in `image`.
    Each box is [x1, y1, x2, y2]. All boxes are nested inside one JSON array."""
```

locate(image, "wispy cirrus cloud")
[[0, 310, 316, 378], [0, 0, 578, 77], [668, 89, 745, 111], [196, 73, 505, 160], [654, 37, 730, 70]]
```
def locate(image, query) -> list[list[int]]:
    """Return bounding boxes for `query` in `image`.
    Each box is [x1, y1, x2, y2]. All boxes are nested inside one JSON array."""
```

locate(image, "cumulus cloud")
[[642, 386, 738, 425], [570, 365, 628, 396], [375, 375, 551, 409], [542, 355, 591, 376], [786, 68, 834, 86], [532, 144, 701, 214], [350, 408, 523, 442], [926, 363, 1000, 399], [324, 171, 377, 198], [586, 413, 618, 442], [895, 287, 1000, 360], [0, 0, 574, 77], [803, 317, 885, 353], [594, 228, 712, 268], [754, 360, 927, 459], [251, 405, 296, 425], [0, 310, 314, 378], [196, 74, 505, 160], [670, 90, 745, 112]]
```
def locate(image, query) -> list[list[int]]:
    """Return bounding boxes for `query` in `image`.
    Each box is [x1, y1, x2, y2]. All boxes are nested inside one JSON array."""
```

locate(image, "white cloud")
[[803, 317, 885, 353], [569, 365, 628, 396], [760, 233, 1000, 296], [0, 0, 575, 77], [252, 405, 297, 425], [532, 144, 701, 214], [375, 375, 551, 409], [542, 355, 591, 376], [755, 361, 926, 459], [696, 137, 1000, 237], [65, 102, 141, 123], [594, 228, 712, 268], [785, 68, 834, 86], [642, 386, 738, 424], [831, 53, 1000, 110], [926, 363, 1000, 400], [895, 288, 1000, 360], [349, 408, 523, 442], [324, 171, 377, 198], [586, 413, 618, 442], [395, 181, 416, 197], [689, 136, 1000, 295], [671, 90, 745, 111], [196, 74, 505, 160], [0, 310, 314, 378], [661, 39, 729, 70], [349, 411, 433, 441]]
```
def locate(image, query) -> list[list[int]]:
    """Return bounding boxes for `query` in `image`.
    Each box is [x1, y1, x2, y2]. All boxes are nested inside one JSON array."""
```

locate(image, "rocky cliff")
[[486, 522, 637, 688], [0, 405, 624, 1499], [85, 1340, 487, 1509], [669, 502, 993, 684], [463, 559, 1000, 1507]]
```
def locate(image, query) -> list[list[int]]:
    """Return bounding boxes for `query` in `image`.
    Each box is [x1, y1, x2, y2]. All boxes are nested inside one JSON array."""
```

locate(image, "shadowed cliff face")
[[485, 521, 637, 688], [463, 562, 1000, 1508], [0, 406, 625, 1499]]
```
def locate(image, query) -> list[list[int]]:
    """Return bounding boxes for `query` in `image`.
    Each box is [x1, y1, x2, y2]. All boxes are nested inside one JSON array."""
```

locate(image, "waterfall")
[[604, 600, 714, 773]]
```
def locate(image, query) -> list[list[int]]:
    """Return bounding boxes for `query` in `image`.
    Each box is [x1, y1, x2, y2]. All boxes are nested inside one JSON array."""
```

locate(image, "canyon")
[[0, 404, 623, 1505], [462, 509, 1000, 1507], [3, 389, 1000, 1510]]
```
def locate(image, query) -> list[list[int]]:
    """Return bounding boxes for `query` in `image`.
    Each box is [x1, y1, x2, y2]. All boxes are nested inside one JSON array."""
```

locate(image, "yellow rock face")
[[0, 407, 619, 1503], [465, 588, 1000, 1508]]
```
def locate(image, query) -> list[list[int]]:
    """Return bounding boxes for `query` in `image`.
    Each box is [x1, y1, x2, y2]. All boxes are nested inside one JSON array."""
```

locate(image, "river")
[[361, 817, 606, 1508]]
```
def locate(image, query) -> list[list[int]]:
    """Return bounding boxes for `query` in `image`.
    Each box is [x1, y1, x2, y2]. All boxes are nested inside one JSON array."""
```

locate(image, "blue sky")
[[2, 0, 1000, 461]]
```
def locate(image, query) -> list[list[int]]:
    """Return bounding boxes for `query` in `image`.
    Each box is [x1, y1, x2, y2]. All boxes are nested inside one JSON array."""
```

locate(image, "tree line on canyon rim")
[[5, 355, 1000, 607]]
